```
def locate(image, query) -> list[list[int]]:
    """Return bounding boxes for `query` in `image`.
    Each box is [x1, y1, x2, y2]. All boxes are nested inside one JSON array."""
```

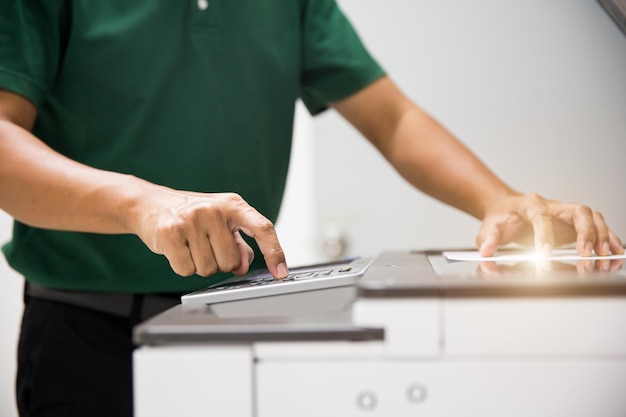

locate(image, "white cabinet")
[[134, 345, 253, 417]]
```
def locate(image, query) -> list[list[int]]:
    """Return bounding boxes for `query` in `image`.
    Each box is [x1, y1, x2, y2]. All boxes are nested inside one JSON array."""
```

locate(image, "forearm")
[[0, 119, 150, 234], [384, 105, 517, 219], [335, 77, 623, 256], [333, 77, 516, 220], [0, 119, 289, 277]]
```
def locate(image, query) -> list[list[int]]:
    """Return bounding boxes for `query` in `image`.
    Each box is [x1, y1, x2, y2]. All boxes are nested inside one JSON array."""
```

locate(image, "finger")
[[476, 223, 500, 257], [478, 261, 498, 274], [524, 198, 554, 256], [576, 259, 594, 274], [179, 204, 238, 277], [181, 215, 220, 276], [569, 205, 596, 256], [205, 219, 243, 274], [594, 258, 611, 273], [609, 230, 624, 255], [158, 231, 197, 277], [186, 233, 218, 277], [232, 231, 255, 276], [226, 194, 288, 278], [609, 259, 623, 272], [591, 211, 611, 256]]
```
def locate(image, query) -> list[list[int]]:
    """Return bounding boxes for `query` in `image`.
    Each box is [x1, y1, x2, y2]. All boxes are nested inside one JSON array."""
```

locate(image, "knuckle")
[[202, 204, 224, 224], [523, 194, 553, 220], [226, 192, 245, 205], [221, 258, 242, 272], [179, 269, 195, 277], [573, 205, 593, 219], [525, 193, 545, 205], [173, 261, 196, 277], [529, 204, 552, 220], [265, 244, 284, 258], [223, 192, 249, 212], [255, 216, 275, 232], [194, 258, 218, 277], [593, 210, 605, 222], [200, 264, 218, 277], [157, 220, 186, 241]]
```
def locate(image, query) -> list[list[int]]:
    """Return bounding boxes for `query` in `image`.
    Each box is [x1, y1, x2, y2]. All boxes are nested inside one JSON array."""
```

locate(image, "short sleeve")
[[299, 0, 386, 115], [0, 0, 69, 108]]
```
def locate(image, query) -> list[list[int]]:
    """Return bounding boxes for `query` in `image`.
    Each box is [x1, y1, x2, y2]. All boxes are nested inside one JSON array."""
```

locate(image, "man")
[[0, 1, 622, 416]]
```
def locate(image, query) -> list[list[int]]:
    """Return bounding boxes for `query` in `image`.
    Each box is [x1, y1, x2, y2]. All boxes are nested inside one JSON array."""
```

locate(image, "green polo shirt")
[[0, 0, 384, 293]]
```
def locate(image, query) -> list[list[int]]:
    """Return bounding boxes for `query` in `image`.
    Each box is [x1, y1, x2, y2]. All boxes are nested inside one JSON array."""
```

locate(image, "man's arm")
[[332, 76, 624, 257], [0, 89, 288, 278]]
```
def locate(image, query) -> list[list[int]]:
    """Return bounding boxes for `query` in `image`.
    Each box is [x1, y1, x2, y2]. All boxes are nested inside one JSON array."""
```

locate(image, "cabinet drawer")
[[257, 360, 626, 417]]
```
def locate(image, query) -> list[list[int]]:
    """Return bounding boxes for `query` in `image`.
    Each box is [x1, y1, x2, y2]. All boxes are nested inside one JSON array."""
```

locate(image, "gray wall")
[[314, 0, 626, 259]]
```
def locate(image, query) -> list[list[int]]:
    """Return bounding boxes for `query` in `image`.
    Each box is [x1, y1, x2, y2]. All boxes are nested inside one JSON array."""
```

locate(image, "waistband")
[[26, 282, 182, 321]]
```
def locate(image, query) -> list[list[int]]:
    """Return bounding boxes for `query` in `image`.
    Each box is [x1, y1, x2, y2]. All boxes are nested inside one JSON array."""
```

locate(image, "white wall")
[[275, 102, 319, 266], [314, 0, 626, 259], [0, 212, 22, 417]]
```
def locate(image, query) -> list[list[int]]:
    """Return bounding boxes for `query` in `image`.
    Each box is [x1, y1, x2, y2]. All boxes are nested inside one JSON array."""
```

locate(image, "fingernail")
[[277, 262, 288, 278], [602, 241, 611, 256], [585, 242, 594, 256]]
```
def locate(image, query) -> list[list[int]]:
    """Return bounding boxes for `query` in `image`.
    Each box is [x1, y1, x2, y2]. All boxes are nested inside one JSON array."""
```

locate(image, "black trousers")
[[16, 295, 161, 417]]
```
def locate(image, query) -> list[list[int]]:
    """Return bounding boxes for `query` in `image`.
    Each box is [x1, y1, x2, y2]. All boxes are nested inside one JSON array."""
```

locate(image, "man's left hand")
[[476, 193, 624, 257]]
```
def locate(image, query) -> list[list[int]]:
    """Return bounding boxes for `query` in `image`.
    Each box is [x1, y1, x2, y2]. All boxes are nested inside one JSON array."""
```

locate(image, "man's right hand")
[[130, 188, 289, 279], [0, 89, 288, 280]]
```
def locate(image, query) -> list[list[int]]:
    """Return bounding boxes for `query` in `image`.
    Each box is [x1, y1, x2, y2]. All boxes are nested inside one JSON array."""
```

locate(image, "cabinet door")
[[257, 360, 626, 417], [134, 345, 253, 417]]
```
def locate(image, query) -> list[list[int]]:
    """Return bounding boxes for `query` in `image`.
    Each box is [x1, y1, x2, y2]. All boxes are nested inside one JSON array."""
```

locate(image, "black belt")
[[26, 282, 182, 321]]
